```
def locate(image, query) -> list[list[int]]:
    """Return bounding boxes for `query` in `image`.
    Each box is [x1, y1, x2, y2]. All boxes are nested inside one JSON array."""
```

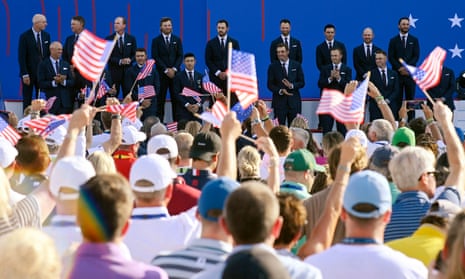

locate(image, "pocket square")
[[291, 68, 297, 71], [173, 42, 177, 45], [445, 73, 450, 76], [341, 72, 346, 75], [390, 76, 395, 79], [63, 67, 68, 70], [44, 41, 49, 44], [292, 44, 297, 47], [409, 42, 413, 45], [127, 43, 132, 46]]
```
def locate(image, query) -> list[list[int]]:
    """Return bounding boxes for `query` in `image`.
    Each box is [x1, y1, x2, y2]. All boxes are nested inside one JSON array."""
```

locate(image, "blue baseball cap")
[[198, 177, 239, 222], [343, 170, 391, 219]]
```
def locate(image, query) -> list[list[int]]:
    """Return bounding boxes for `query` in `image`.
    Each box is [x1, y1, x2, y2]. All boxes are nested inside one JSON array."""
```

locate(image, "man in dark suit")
[[353, 27, 381, 81], [151, 17, 183, 123], [315, 24, 347, 72], [106, 16, 137, 98], [18, 14, 51, 111], [37, 42, 74, 114], [205, 19, 240, 94], [427, 66, 456, 112], [268, 43, 305, 126], [318, 47, 352, 135], [125, 48, 159, 121], [174, 53, 209, 123], [369, 50, 400, 121], [388, 17, 420, 121], [269, 19, 302, 64], [62, 15, 87, 110]]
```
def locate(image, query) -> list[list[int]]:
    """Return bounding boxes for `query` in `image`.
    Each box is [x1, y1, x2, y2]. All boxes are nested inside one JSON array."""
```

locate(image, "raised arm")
[[216, 112, 242, 179]]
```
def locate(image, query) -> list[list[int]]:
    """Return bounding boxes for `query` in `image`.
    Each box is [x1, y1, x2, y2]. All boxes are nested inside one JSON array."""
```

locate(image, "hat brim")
[[313, 164, 325, 172], [189, 150, 217, 162]]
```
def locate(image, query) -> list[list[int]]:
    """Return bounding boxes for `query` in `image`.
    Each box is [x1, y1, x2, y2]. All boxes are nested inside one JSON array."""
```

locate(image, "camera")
[[406, 100, 424, 110]]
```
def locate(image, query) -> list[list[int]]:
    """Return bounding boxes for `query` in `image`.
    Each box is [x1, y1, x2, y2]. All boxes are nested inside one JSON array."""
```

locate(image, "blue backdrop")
[[1, 0, 464, 100]]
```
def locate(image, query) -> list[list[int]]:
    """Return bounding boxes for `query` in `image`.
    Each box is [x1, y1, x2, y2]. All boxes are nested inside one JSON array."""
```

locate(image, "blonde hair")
[[87, 151, 117, 175], [0, 228, 61, 279], [290, 116, 309, 130], [238, 146, 261, 179], [184, 121, 202, 138], [444, 211, 465, 279]]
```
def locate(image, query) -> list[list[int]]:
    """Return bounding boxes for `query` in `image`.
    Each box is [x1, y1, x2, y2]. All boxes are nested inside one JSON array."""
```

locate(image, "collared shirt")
[[68, 242, 168, 279], [113, 149, 137, 180], [152, 238, 233, 279], [386, 224, 446, 266], [384, 191, 431, 242], [0, 195, 40, 237], [194, 243, 322, 279], [182, 168, 217, 191], [280, 181, 311, 200], [124, 206, 200, 263], [43, 215, 81, 256]]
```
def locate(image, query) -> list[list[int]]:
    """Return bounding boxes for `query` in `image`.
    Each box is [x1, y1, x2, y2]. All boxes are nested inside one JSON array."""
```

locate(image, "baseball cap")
[[343, 170, 392, 219], [121, 126, 146, 145], [392, 127, 416, 147], [130, 154, 177, 192], [147, 134, 178, 159], [198, 177, 239, 222], [370, 145, 399, 168], [345, 129, 368, 148], [0, 137, 18, 168], [284, 149, 325, 172], [50, 156, 96, 200], [222, 247, 291, 279], [427, 199, 462, 220], [189, 132, 221, 161]]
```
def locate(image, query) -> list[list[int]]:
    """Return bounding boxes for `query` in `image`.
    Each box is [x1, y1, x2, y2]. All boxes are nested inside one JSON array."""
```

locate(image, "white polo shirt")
[[124, 206, 200, 263], [42, 215, 82, 256]]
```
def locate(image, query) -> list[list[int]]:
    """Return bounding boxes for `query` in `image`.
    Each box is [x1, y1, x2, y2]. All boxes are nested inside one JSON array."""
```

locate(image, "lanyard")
[[341, 237, 379, 245]]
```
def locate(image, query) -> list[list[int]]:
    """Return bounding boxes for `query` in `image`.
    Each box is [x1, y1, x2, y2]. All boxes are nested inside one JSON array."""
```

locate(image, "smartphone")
[[406, 100, 424, 110]]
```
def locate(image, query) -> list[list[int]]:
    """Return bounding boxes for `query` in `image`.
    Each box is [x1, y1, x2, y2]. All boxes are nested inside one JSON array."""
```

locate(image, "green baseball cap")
[[284, 149, 325, 172], [392, 127, 416, 147]]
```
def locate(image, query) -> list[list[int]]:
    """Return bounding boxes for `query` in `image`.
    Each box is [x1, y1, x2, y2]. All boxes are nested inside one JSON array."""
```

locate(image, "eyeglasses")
[[419, 171, 439, 181]]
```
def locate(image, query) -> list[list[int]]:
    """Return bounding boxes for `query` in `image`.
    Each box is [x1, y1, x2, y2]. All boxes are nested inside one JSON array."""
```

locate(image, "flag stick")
[[226, 42, 232, 111], [399, 58, 435, 104], [93, 72, 106, 107]]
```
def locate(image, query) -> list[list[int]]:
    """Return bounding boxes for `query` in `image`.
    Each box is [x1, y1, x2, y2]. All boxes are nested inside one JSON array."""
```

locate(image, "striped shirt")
[[151, 238, 232, 279], [0, 195, 40, 236]]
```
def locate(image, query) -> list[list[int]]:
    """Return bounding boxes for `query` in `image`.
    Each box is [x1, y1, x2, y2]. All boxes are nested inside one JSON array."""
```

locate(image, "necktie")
[[74, 34, 79, 43], [401, 36, 406, 48], [165, 36, 170, 48], [220, 38, 225, 49], [37, 33, 43, 58], [188, 71, 194, 83], [381, 69, 387, 87], [55, 60, 60, 75], [333, 64, 337, 71], [328, 42, 332, 49], [119, 36, 123, 52], [366, 45, 371, 58], [284, 37, 289, 48], [281, 63, 287, 77]]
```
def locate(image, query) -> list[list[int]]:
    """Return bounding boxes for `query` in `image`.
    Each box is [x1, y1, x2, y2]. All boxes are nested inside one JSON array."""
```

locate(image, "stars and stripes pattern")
[[39, 118, 67, 137], [136, 59, 155, 81], [401, 46, 447, 91], [166, 122, 178, 133], [181, 87, 202, 103], [24, 114, 71, 133], [97, 79, 110, 99], [295, 113, 308, 124], [44, 96, 57, 112], [202, 71, 222, 94], [316, 77, 369, 124], [230, 49, 258, 109], [271, 118, 280, 127], [199, 101, 228, 127], [106, 102, 138, 122], [71, 30, 116, 82], [0, 117, 21, 145], [138, 85, 156, 100]]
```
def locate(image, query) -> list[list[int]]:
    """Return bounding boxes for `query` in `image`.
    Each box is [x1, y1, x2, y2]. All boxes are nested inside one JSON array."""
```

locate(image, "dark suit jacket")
[[318, 64, 352, 92], [427, 67, 456, 110], [205, 36, 240, 85], [18, 29, 51, 79], [269, 36, 303, 64], [369, 68, 400, 119], [388, 34, 420, 71], [62, 33, 88, 91], [267, 60, 305, 111], [315, 40, 347, 71], [125, 64, 160, 101], [105, 33, 137, 88], [151, 34, 183, 73], [352, 43, 381, 80], [174, 70, 209, 120], [37, 58, 74, 113]]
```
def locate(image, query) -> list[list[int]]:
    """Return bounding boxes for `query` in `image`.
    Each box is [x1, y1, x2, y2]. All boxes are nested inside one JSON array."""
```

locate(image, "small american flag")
[[44, 96, 57, 112], [107, 102, 138, 123], [230, 50, 258, 109], [0, 117, 21, 145], [39, 118, 66, 137], [24, 114, 71, 133], [212, 101, 227, 122], [81, 87, 95, 105], [401, 46, 446, 91], [295, 113, 308, 124], [181, 87, 202, 103], [97, 79, 110, 99], [202, 71, 222, 94], [136, 59, 155, 81], [316, 77, 369, 124], [71, 30, 116, 82], [138, 85, 156, 100], [271, 118, 280, 127], [198, 111, 222, 127], [166, 122, 178, 133]]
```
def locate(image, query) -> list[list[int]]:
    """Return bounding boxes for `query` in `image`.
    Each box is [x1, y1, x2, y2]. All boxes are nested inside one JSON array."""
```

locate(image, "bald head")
[[362, 27, 374, 44], [49, 41, 63, 60]]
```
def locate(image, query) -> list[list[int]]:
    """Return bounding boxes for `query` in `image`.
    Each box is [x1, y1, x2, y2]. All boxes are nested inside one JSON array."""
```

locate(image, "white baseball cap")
[[147, 134, 178, 159], [345, 129, 368, 148], [50, 156, 96, 200], [0, 137, 18, 168], [122, 126, 146, 145], [130, 154, 176, 192]]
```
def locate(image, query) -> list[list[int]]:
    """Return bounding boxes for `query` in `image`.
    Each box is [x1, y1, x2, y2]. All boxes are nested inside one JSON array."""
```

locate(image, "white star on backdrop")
[[449, 44, 464, 58], [408, 13, 419, 28], [448, 13, 464, 28]]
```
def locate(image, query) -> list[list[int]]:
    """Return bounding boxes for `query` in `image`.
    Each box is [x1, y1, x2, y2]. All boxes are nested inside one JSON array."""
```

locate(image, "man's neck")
[[178, 158, 191, 168], [191, 160, 212, 170], [135, 199, 165, 208]]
